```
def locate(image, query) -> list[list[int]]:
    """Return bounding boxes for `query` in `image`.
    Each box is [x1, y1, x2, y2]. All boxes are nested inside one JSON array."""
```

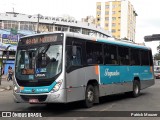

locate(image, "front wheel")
[[84, 85, 95, 108]]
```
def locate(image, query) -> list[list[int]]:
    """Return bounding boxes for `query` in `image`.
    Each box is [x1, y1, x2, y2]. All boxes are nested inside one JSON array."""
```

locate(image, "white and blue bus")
[[13, 32, 154, 108]]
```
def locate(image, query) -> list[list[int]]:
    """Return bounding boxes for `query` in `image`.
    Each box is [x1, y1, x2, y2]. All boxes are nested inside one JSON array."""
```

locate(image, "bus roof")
[[20, 31, 151, 50], [67, 32, 151, 50]]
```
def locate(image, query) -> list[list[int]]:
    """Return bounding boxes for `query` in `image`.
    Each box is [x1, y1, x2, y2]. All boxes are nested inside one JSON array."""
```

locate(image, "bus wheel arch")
[[84, 80, 99, 108]]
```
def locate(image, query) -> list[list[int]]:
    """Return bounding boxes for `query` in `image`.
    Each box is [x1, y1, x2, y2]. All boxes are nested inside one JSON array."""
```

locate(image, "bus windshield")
[[15, 44, 62, 80]]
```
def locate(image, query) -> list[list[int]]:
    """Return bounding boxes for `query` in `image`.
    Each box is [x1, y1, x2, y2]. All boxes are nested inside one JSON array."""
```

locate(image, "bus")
[[13, 32, 154, 108]]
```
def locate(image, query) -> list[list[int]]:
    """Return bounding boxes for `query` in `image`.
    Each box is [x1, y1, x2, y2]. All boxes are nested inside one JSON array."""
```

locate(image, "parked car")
[[154, 71, 160, 79]]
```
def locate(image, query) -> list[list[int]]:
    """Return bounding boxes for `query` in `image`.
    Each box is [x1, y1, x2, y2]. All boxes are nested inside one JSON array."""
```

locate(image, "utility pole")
[[0, 51, 3, 85], [37, 14, 40, 33]]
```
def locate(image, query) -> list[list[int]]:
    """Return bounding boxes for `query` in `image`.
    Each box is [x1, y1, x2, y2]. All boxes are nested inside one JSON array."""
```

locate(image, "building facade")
[[96, 0, 137, 42], [81, 16, 96, 24]]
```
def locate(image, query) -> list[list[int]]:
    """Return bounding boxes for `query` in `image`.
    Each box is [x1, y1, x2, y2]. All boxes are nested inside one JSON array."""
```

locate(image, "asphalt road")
[[0, 79, 160, 120]]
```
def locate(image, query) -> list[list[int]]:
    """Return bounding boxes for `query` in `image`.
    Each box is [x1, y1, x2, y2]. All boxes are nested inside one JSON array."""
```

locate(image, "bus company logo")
[[35, 74, 45, 77], [104, 68, 120, 78]]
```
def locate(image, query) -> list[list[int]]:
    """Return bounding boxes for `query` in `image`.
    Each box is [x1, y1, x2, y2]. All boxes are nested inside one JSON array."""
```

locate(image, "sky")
[[0, 0, 159, 54]]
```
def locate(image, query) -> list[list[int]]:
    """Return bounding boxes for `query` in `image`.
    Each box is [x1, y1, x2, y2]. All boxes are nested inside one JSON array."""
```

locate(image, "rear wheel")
[[132, 80, 140, 97], [84, 85, 95, 108]]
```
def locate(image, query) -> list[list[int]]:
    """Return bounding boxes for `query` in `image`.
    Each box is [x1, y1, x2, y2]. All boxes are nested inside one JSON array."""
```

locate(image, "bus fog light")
[[51, 79, 63, 92]]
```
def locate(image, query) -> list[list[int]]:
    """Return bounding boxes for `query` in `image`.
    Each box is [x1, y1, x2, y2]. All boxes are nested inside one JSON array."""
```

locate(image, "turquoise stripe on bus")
[[20, 81, 57, 94], [99, 66, 154, 84], [97, 39, 149, 50]]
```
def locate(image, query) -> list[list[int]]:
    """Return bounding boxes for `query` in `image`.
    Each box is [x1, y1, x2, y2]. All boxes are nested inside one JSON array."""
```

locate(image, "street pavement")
[[0, 75, 13, 92], [0, 78, 160, 120]]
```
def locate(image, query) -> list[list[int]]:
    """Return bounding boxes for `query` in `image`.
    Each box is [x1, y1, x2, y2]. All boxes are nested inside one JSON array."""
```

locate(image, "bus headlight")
[[14, 86, 18, 92], [51, 79, 63, 92]]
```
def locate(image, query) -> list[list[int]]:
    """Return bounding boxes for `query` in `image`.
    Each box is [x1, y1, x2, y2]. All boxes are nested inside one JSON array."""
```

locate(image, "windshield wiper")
[[41, 44, 51, 54]]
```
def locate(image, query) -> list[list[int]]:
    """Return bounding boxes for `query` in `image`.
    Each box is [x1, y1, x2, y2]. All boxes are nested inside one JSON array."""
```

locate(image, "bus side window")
[[66, 46, 72, 68], [104, 44, 117, 65], [86, 42, 103, 65], [72, 46, 82, 66], [66, 46, 82, 67]]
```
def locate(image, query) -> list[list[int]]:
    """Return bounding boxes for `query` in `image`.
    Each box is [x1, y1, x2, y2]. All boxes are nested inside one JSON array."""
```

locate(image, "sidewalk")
[[0, 75, 13, 92]]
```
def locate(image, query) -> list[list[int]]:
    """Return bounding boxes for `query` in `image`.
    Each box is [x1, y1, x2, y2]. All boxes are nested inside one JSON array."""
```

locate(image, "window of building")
[[61, 26, 68, 31], [105, 5, 109, 9], [105, 11, 109, 15], [112, 17, 116, 20], [0, 21, 2, 29], [112, 23, 116, 27], [112, 11, 116, 14], [97, 5, 101, 10], [4, 21, 18, 30], [97, 11, 101, 15], [105, 23, 108, 27], [105, 17, 109, 21], [20, 21, 36, 31], [112, 5, 116, 8], [38, 24, 53, 32], [82, 29, 90, 35], [70, 27, 81, 33], [112, 29, 116, 33]]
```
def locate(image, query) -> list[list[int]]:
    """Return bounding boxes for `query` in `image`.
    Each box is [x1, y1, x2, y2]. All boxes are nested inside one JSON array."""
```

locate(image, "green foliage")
[[10, 28, 17, 35], [154, 53, 160, 60], [157, 45, 160, 51]]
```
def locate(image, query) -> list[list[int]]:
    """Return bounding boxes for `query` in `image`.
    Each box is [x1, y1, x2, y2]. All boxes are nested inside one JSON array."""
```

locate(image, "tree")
[[10, 28, 17, 35], [154, 53, 160, 60]]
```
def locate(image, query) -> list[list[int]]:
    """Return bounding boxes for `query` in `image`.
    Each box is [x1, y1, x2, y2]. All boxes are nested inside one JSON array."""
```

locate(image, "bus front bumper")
[[13, 89, 66, 103]]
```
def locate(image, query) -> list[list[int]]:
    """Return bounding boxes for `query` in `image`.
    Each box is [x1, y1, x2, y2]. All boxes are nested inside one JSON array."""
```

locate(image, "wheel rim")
[[134, 84, 139, 95], [87, 90, 94, 102]]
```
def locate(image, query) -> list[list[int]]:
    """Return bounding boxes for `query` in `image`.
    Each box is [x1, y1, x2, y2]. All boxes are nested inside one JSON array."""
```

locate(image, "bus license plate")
[[29, 99, 39, 103]]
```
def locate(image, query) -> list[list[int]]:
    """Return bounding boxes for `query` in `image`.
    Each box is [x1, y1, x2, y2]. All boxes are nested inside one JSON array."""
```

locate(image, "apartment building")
[[96, 0, 137, 42]]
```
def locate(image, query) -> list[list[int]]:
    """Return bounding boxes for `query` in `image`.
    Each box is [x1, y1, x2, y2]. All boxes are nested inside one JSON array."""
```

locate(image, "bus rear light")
[[150, 66, 153, 72]]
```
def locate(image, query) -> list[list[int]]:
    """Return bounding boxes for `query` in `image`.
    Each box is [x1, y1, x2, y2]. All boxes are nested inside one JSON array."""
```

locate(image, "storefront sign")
[[2, 34, 19, 45]]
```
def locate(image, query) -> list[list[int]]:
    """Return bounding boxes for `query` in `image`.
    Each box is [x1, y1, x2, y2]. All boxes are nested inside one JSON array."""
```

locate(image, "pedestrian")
[[7, 66, 14, 81]]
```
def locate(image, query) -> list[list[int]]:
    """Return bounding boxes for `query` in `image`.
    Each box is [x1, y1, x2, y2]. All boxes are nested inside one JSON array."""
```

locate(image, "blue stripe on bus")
[[99, 65, 154, 84], [20, 81, 57, 94]]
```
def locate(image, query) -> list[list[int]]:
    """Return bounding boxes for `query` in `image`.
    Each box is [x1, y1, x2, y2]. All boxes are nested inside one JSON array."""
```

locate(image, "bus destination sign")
[[20, 34, 63, 45]]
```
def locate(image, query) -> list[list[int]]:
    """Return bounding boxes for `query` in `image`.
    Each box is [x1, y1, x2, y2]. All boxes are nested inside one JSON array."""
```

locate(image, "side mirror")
[[72, 46, 77, 56]]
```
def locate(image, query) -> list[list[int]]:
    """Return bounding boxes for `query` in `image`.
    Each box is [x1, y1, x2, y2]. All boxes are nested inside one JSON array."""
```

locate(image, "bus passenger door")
[[65, 43, 85, 102]]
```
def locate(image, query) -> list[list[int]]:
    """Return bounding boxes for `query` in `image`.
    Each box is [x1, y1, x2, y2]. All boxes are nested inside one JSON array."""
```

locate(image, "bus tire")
[[132, 80, 140, 97], [84, 84, 95, 108]]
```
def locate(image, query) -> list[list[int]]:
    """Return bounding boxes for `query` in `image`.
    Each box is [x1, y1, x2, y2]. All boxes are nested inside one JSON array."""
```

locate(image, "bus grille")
[[17, 80, 53, 87], [20, 95, 47, 102]]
